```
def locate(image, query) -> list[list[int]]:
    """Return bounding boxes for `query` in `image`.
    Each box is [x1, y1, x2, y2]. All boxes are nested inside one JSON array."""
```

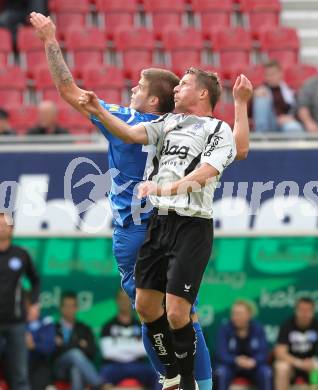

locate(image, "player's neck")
[[176, 103, 212, 117]]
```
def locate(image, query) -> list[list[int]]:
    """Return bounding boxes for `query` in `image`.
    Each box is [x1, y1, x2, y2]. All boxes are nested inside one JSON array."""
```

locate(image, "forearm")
[[44, 38, 75, 93], [158, 164, 218, 196], [298, 107, 315, 127], [96, 107, 146, 143], [233, 101, 249, 160]]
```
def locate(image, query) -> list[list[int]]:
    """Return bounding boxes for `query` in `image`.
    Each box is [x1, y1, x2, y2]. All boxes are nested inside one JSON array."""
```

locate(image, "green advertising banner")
[[14, 236, 318, 355]]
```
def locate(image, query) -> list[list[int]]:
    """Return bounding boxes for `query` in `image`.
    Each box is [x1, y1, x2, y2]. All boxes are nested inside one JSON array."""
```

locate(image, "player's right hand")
[[30, 12, 56, 43], [78, 91, 102, 117]]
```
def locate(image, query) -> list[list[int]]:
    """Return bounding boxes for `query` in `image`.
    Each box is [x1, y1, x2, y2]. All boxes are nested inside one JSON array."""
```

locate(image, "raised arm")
[[30, 12, 88, 117], [232, 74, 253, 160], [78, 91, 149, 144]]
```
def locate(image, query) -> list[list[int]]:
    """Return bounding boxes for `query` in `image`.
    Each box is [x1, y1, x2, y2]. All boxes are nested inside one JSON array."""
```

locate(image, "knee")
[[135, 294, 158, 322], [257, 364, 272, 379], [166, 305, 190, 329], [275, 360, 291, 376], [67, 349, 86, 365]]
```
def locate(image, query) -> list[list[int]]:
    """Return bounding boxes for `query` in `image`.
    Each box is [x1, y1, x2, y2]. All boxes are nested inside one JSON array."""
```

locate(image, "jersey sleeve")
[[141, 113, 168, 145], [90, 100, 136, 140], [200, 121, 237, 175]]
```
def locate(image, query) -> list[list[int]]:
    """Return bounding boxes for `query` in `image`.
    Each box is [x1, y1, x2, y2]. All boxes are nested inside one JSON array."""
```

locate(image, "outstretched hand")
[[233, 74, 253, 104], [78, 91, 102, 117], [30, 12, 56, 43]]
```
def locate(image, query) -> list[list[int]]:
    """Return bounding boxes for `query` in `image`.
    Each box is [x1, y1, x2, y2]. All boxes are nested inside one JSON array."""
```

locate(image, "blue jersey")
[[91, 101, 159, 227]]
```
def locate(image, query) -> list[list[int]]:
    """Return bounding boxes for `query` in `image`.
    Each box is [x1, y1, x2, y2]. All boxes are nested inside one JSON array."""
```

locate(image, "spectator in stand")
[[0, 1, 47, 45], [27, 100, 68, 135], [252, 60, 303, 133], [0, 211, 40, 390], [100, 289, 158, 390], [53, 291, 103, 390], [25, 291, 55, 390], [215, 300, 272, 390], [274, 297, 318, 390], [297, 76, 318, 133], [0, 108, 15, 135]]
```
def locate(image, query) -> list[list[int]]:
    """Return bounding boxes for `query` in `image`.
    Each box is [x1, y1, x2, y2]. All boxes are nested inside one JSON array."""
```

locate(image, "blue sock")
[[142, 323, 165, 376], [193, 321, 213, 390]]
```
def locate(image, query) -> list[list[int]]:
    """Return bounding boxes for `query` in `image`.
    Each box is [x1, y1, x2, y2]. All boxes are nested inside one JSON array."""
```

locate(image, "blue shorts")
[[113, 222, 198, 312]]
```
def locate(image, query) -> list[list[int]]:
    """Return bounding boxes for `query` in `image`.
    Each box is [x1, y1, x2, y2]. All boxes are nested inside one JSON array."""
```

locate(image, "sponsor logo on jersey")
[[161, 140, 189, 160], [203, 135, 223, 157], [8, 257, 22, 271]]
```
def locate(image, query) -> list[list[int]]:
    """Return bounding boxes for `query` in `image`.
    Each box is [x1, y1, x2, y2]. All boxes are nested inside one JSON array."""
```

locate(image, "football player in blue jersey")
[[30, 12, 252, 390]]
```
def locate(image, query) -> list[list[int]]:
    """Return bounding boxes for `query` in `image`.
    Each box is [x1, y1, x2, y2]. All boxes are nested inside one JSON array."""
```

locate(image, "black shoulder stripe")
[[148, 155, 159, 180], [150, 113, 169, 124], [184, 153, 202, 176], [206, 120, 223, 145]]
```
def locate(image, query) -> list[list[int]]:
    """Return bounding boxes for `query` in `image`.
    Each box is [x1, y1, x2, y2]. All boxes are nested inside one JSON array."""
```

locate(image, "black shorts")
[[135, 210, 214, 304]]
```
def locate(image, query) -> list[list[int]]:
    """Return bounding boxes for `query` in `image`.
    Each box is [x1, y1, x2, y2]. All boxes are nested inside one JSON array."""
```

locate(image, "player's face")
[[295, 302, 315, 328], [231, 304, 251, 329], [130, 76, 152, 112], [173, 73, 202, 113]]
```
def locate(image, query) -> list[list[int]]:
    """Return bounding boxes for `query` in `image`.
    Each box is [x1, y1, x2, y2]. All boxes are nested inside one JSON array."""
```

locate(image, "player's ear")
[[200, 89, 209, 100], [149, 95, 159, 108]]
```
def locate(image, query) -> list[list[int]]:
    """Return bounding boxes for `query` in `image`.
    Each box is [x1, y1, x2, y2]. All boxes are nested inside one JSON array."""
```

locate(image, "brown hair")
[[185, 67, 222, 110], [0, 212, 13, 226], [265, 59, 281, 70], [141, 68, 180, 113]]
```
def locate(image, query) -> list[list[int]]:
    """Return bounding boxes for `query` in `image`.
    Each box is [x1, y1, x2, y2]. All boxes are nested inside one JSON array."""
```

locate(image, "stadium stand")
[[0, 0, 317, 134]]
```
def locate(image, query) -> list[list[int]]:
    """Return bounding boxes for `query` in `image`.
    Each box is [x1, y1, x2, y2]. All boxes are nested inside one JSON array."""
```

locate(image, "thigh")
[[135, 214, 168, 294], [100, 363, 127, 385], [167, 217, 213, 304], [113, 224, 148, 302]]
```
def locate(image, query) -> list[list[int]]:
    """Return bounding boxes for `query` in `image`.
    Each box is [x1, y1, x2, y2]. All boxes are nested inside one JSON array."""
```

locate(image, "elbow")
[[236, 148, 249, 160]]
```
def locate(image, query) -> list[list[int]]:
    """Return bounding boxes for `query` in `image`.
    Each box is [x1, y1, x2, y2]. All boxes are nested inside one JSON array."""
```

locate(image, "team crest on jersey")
[[8, 257, 22, 271]]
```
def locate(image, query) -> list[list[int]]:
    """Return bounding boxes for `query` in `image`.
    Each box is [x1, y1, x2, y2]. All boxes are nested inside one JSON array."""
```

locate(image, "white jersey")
[[142, 113, 236, 219]]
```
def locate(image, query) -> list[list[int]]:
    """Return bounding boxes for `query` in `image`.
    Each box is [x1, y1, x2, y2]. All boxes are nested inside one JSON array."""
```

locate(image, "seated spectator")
[[100, 289, 158, 390], [297, 76, 318, 133], [0, 0, 47, 45], [215, 300, 272, 390], [53, 291, 103, 390], [0, 108, 15, 135], [274, 297, 318, 390], [252, 60, 303, 133], [25, 292, 55, 390], [27, 101, 68, 135]]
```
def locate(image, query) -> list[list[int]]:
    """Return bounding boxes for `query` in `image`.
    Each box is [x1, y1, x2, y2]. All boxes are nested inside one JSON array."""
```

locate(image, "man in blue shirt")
[[30, 12, 251, 390]]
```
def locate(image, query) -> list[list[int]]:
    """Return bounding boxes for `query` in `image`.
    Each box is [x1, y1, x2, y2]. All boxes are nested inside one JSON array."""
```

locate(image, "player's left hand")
[[137, 181, 159, 198], [233, 74, 253, 104], [30, 12, 56, 43]]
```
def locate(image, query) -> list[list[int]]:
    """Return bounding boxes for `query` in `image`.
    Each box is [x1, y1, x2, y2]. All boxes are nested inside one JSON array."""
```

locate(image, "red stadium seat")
[[161, 28, 203, 75], [95, 0, 138, 35], [58, 107, 92, 134], [213, 101, 235, 127], [190, 0, 233, 36], [49, 0, 89, 34], [232, 377, 253, 385], [81, 66, 125, 89], [64, 28, 106, 69], [17, 26, 47, 72], [239, 0, 281, 36], [91, 88, 123, 105], [143, 0, 186, 34], [9, 106, 38, 134], [212, 28, 252, 71], [259, 27, 299, 67], [284, 64, 318, 91], [0, 66, 26, 107], [227, 64, 265, 86], [0, 28, 12, 66], [117, 378, 143, 388], [114, 29, 155, 71], [33, 67, 55, 90]]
